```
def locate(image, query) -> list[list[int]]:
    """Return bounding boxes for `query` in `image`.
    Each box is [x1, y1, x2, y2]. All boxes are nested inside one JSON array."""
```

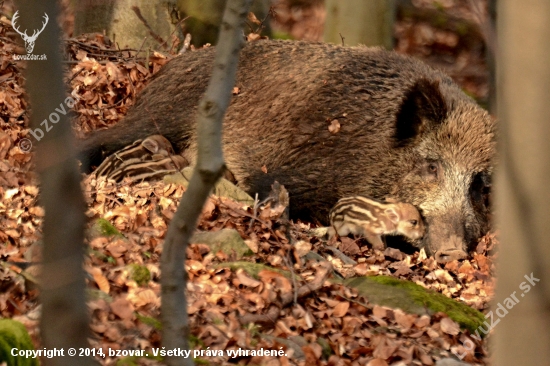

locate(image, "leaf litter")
[[0, 3, 497, 365]]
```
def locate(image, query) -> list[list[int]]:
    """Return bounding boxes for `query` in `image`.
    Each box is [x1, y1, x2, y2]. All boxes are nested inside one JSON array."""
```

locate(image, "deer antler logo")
[[12, 10, 49, 53]]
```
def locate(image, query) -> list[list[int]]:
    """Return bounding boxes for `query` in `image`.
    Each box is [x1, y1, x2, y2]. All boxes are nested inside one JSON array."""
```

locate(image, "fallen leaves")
[[332, 301, 350, 318], [0, 9, 498, 364], [110, 296, 135, 321]]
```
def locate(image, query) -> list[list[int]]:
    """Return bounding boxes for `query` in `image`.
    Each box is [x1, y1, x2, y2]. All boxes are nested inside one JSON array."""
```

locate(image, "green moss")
[[245, 323, 261, 338], [344, 276, 485, 334], [455, 22, 470, 36], [94, 218, 123, 237], [116, 357, 138, 366], [433, 13, 447, 27], [317, 337, 332, 359], [212, 317, 224, 325], [192, 229, 253, 259], [189, 335, 205, 349], [136, 313, 162, 330], [272, 31, 294, 40], [129, 265, 151, 286], [214, 261, 295, 280], [433, 1, 445, 11], [0, 319, 39, 366], [87, 289, 113, 302]]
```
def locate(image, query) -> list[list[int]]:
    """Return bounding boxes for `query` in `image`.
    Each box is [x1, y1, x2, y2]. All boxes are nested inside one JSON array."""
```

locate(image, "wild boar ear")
[[384, 207, 400, 224], [394, 78, 448, 146]]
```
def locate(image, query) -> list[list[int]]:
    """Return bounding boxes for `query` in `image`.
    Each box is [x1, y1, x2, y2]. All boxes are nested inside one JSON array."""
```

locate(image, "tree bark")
[[494, 0, 550, 364], [160, 0, 251, 365], [14, 1, 96, 365], [323, 0, 394, 48], [73, 0, 182, 51]]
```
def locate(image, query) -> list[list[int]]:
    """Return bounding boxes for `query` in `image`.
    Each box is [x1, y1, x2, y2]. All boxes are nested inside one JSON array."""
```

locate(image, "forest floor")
[[0, 1, 496, 365]]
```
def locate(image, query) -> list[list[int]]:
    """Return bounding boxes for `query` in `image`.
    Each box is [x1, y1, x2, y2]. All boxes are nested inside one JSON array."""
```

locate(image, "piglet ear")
[[394, 78, 448, 146], [141, 137, 160, 154], [384, 207, 400, 224]]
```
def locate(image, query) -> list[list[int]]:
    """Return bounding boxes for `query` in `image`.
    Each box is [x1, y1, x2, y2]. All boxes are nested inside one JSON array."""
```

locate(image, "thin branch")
[[131, 6, 166, 45]]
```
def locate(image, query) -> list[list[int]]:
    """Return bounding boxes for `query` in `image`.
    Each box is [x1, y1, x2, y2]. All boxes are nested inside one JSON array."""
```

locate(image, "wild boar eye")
[[409, 220, 418, 226], [421, 160, 439, 180]]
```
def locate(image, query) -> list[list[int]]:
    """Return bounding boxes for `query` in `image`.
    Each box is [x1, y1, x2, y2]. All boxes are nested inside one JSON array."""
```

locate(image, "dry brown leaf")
[[90, 322, 108, 334], [105, 61, 123, 80], [128, 288, 158, 308], [415, 315, 431, 328], [366, 359, 388, 366], [90, 267, 110, 293], [0, 132, 11, 159], [244, 239, 258, 253], [247, 12, 262, 25], [110, 297, 134, 320], [440, 317, 460, 335], [394, 309, 415, 331], [106, 239, 128, 258], [201, 199, 216, 219], [186, 260, 205, 273], [4, 188, 19, 200], [293, 240, 311, 257], [372, 305, 387, 319], [23, 185, 38, 196], [235, 269, 261, 288], [373, 337, 398, 359], [332, 301, 350, 317], [302, 345, 322, 365], [104, 205, 131, 219], [5, 229, 20, 238], [419, 352, 434, 365], [258, 269, 292, 293], [104, 325, 122, 341], [247, 33, 262, 41], [433, 269, 454, 283], [29, 206, 44, 216], [340, 238, 360, 255]]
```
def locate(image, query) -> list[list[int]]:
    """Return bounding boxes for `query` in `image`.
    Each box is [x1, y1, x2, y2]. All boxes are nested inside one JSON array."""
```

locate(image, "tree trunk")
[[14, 1, 96, 365], [160, 0, 251, 365], [73, 0, 182, 51], [323, 0, 394, 48], [494, 0, 550, 364]]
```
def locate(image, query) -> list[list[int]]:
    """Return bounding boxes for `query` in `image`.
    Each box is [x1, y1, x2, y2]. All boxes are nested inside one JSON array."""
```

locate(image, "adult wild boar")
[[80, 40, 495, 262]]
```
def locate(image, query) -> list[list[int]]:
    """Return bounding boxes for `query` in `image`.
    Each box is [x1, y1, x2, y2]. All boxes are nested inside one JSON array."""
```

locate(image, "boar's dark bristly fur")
[[80, 40, 496, 263]]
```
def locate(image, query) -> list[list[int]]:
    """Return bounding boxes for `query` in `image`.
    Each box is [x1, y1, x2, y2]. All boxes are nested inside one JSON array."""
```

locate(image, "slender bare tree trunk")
[[160, 0, 251, 365], [494, 0, 550, 364], [323, 0, 394, 48], [14, 1, 96, 365]]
